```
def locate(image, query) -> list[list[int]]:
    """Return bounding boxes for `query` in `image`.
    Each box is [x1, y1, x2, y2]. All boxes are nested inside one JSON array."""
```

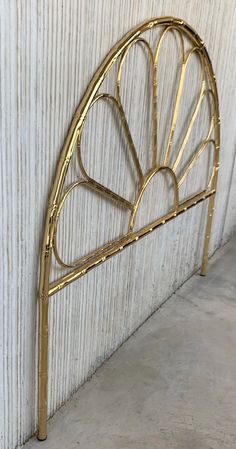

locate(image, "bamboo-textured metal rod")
[[37, 16, 219, 441], [48, 189, 216, 297]]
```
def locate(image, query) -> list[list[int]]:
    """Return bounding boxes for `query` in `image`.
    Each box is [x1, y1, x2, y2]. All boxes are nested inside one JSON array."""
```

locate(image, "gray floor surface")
[[27, 235, 236, 449]]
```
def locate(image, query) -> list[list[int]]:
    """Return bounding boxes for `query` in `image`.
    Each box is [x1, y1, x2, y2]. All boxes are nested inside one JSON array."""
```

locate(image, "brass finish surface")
[[37, 17, 220, 440]]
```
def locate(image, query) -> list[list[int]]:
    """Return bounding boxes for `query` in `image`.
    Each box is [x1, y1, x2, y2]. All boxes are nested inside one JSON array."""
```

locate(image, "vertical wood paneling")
[[0, 1, 236, 448]]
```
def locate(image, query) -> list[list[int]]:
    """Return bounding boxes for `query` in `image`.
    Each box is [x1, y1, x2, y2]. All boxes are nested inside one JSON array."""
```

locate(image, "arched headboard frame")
[[38, 17, 220, 440]]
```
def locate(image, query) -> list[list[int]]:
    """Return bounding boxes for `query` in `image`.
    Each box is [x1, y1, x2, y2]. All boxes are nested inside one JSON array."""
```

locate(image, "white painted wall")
[[0, 1, 236, 448]]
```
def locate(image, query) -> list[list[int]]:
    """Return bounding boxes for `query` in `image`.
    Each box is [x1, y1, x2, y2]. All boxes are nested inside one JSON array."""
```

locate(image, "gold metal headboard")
[[37, 17, 220, 440]]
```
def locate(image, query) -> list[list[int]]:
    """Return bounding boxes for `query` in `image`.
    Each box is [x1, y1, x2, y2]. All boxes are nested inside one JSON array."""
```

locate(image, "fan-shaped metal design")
[[37, 17, 220, 440]]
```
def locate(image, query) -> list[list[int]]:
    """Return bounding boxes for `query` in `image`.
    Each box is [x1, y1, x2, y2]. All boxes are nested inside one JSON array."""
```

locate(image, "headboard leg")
[[37, 244, 51, 442], [37, 293, 49, 440], [200, 194, 216, 276]]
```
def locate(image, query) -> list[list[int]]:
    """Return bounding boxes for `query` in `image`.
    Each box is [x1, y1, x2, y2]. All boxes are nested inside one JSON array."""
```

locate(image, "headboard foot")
[[200, 194, 216, 276]]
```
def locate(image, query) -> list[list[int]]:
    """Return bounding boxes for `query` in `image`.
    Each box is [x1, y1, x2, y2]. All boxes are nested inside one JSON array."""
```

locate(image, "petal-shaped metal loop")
[[117, 38, 156, 172], [77, 93, 140, 204], [53, 179, 131, 268], [128, 166, 179, 232]]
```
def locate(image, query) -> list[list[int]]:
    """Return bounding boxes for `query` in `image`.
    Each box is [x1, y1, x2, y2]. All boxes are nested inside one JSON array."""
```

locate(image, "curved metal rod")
[[53, 179, 133, 269], [154, 26, 185, 167], [177, 139, 217, 189], [128, 166, 179, 232], [77, 93, 138, 207], [154, 26, 185, 63], [172, 88, 215, 173], [162, 45, 206, 166], [117, 38, 156, 170], [53, 181, 88, 269], [77, 92, 143, 186], [171, 50, 208, 172]]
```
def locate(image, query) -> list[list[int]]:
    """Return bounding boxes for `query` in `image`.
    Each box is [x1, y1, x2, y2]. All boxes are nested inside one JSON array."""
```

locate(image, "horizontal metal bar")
[[48, 188, 215, 297]]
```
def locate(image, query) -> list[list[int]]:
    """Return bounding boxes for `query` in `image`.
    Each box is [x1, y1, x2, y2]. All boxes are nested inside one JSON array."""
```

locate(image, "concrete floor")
[[27, 236, 236, 449]]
